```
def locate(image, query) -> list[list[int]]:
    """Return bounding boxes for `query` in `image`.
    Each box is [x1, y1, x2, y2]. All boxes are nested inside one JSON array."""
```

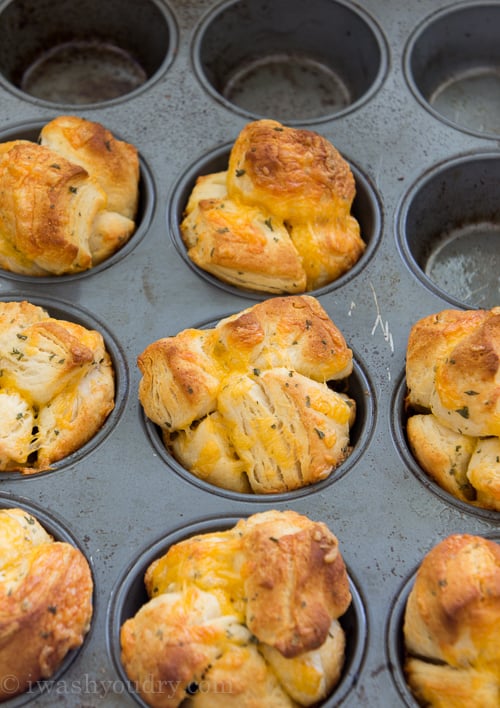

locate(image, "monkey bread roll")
[[138, 295, 356, 493], [0, 115, 139, 275], [181, 119, 365, 293], [405, 306, 500, 510], [0, 508, 93, 701], [0, 300, 115, 473], [403, 533, 500, 708], [120, 509, 352, 708]]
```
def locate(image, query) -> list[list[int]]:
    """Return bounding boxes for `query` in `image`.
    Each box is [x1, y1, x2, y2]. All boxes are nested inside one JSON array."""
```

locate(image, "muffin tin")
[[0, 0, 498, 706]]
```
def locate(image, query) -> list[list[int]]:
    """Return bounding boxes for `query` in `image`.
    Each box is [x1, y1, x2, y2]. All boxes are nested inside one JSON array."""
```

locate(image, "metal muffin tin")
[[0, 0, 498, 706]]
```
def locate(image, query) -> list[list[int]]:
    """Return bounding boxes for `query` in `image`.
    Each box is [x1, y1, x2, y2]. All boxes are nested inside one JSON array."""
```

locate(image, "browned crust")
[[215, 295, 353, 381], [241, 512, 351, 657], [227, 119, 356, 219], [403, 534, 500, 707], [0, 141, 93, 272], [0, 300, 115, 473], [0, 537, 93, 700], [120, 510, 351, 707], [40, 115, 139, 219], [181, 119, 364, 293]]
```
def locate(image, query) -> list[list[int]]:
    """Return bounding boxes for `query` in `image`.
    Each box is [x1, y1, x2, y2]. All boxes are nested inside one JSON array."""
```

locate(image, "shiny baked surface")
[[0, 300, 115, 473], [120, 509, 351, 707], [0, 115, 139, 275], [405, 307, 500, 509], [403, 533, 500, 707], [138, 295, 355, 493], [0, 508, 93, 701], [181, 119, 365, 293]]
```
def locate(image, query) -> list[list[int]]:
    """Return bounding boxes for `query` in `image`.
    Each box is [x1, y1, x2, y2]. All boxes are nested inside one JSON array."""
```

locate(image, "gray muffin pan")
[[0, 0, 498, 706]]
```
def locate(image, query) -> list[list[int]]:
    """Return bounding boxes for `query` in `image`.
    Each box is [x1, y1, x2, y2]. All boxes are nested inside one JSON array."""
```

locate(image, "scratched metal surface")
[[0, 0, 498, 706]]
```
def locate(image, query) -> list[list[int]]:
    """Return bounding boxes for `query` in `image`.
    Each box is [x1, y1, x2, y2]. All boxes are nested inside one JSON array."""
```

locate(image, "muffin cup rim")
[[395, 148, 500, 310], [0, 0, 180, 110], [402, 0, 500, 141], [190, 0, 390, 125]]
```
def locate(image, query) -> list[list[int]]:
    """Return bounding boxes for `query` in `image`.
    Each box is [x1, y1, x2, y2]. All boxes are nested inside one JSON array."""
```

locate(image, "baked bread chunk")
[[0, 508, 93, 701], [181, 119, 365, 293], [138, 295, 355, 493], [120, 509, 352, 708], [0, 115, 139, 275], [0, 300, 115, 473], [403, 533, 500, 708], [405, 307, 500, 510]]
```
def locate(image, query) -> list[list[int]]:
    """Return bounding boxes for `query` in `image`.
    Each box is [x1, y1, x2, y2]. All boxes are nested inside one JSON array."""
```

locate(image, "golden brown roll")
[[405, 307, 500, 510], [138, 295, 355, 493], [181, 119, 365, 293], [120, 509, 352, 708], [0, 508, 93, 701], [403, 533, 500, 708], [0, 115, 139, 275], [0, 300, 115, 473]]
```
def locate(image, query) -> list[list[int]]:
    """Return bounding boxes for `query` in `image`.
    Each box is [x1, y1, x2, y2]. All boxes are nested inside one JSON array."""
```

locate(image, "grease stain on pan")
[[20, 39, 148, 105]]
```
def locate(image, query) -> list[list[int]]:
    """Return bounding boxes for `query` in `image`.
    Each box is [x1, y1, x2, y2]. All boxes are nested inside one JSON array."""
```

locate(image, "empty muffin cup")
[[404, 2, 500, 138], [0, 294, 129, 480], [397, 152, 500, 309], [0, 0, 176, 105], [192, 0, 388, 123], [169, 142, 382, 300], [108, 515, 368, 708]]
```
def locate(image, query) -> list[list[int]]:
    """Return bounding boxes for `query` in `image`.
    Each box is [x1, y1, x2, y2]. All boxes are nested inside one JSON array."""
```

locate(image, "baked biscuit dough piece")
[[0, 141, 105, 274], [181, 119, 364, 294], [121, 510, 351, 707], [240, 510, 351, 658], [214, 295, 353, 382], [406, 414, 477, 502], [260, 619, 346, 706], [181, 175, 306, 293], [0, 508, 93, 701], [227, 119, 365, 290], [214, 369, 353, 493], [40, 115, 139, 220], [405, 307, 500, 509], [406, 307, 500, 438], [166, 411, 251, 493], [138, 328, 221, 431], [0, 300, 115, 473], [168, 368, 354, 494], [0, 116, 139, 275], [138, 296, 355, 493], [403, 534, 500, 708]]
